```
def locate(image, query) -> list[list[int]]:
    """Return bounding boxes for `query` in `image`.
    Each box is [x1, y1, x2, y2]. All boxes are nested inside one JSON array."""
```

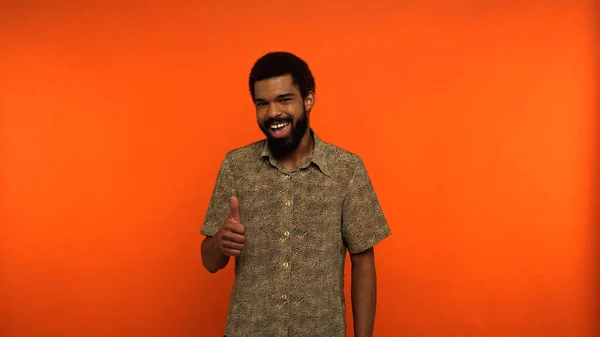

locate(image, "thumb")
[[229, 196, 240, 222]]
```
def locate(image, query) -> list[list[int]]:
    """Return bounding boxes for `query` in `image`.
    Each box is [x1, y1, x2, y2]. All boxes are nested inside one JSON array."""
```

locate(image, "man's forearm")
[[351, 249, 377, 337], [201, 235, 230, 273]]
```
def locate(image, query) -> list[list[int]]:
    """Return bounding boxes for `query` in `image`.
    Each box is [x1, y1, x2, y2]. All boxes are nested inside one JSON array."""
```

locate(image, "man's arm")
[[350, 247, 377, 337], [342, 157, 391, 336]]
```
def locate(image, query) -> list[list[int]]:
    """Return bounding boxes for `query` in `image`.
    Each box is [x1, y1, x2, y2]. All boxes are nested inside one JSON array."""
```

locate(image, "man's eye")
[[256, 102, 267, 107]]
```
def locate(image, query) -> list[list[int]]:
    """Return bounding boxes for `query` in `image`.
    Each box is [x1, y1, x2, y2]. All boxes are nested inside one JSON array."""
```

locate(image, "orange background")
[[1, 1, 597, 336]]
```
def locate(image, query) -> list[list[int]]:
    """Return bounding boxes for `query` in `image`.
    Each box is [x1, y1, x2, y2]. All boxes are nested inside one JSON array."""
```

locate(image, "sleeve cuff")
[[347, 228, 392, 254]]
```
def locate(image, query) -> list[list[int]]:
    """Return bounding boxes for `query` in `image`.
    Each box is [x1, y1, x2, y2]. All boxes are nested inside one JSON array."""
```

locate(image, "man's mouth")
[[268, 121, 291, 138]]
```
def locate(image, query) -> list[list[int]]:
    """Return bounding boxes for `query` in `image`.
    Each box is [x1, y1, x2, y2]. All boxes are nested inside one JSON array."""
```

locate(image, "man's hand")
[[216, 196, 246, 257], [201, 196, 246, 273]]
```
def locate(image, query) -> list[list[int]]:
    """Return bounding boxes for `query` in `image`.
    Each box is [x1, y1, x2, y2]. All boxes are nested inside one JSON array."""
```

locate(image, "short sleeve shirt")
[[201, 130, 391, 337]]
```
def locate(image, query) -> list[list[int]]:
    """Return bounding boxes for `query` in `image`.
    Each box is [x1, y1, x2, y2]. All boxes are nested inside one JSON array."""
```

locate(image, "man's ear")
[[304, 91, 315, 112]]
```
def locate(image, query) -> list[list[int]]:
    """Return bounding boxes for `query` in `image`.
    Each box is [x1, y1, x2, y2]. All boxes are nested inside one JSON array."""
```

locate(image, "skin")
[[201, 74, 378, 337]]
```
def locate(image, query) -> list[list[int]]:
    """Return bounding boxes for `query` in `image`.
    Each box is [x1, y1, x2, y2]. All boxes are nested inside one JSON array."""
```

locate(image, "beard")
[[258, 109, 309, 158]]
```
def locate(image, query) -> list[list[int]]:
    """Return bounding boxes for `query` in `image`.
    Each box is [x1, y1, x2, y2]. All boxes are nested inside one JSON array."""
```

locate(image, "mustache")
[[263, 117, 293, 128]]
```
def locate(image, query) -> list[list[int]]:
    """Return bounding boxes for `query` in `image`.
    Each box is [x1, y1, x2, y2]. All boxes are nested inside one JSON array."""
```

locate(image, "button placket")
[[282, 172, 293, 240], [280, 171, 293, 324]]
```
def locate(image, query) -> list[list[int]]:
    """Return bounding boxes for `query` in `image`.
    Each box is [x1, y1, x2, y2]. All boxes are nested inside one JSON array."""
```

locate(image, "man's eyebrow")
[[254, 93, 295, 103]]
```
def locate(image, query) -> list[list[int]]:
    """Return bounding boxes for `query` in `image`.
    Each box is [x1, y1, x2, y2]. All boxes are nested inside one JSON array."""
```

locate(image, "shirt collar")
[[259, 128, 331, 176]]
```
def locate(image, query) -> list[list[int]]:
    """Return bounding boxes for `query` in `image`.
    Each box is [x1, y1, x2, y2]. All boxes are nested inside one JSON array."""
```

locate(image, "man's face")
[[254, 74, 313, 156]]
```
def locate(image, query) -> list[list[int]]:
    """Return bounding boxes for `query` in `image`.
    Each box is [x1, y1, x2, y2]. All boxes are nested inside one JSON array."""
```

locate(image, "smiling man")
[[200, 51, 391, 337]]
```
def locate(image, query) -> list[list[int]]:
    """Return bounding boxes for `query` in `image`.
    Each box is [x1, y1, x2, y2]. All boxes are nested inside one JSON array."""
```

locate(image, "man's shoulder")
[[320, 140, 362, 162], [318, 138, 366, 178], [225, 139, 264, 160], [219, 139, 265, 173]]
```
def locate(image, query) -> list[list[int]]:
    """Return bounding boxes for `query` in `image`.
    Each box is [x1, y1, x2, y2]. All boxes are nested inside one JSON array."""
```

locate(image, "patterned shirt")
[[201, 129, 391, 337]]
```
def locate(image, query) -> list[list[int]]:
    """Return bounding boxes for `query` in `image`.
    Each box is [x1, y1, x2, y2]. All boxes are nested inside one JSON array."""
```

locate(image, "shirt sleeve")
[[342, 158, 391, 254], [200, 155, 236, 237]]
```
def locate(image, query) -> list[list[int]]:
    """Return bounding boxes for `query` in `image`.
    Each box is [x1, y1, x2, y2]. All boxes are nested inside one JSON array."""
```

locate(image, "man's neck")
[[278, 129, 314, 171]]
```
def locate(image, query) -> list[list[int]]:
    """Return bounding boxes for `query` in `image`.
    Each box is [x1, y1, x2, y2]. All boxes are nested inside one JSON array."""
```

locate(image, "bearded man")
[[200, 51, 391, 337]]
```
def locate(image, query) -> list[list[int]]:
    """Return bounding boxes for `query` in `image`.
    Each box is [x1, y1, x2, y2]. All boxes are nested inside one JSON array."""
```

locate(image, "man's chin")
[[268, 138, 291, 149], [267, 136, 296, 155]]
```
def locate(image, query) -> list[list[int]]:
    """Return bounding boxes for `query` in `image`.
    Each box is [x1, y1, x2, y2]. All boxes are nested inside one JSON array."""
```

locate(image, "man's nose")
[[266, 102, 282, 118]]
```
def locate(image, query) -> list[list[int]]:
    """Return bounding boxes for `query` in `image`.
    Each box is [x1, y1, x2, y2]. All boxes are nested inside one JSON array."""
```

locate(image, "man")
[[200, 51, 391, 337]]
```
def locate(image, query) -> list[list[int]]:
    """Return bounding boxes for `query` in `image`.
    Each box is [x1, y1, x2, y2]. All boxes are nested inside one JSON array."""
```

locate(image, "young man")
[[200, 51, 391, 337]]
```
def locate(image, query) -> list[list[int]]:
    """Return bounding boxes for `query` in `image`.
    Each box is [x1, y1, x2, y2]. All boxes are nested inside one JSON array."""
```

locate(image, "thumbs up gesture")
[[216, 196, 246, 257]]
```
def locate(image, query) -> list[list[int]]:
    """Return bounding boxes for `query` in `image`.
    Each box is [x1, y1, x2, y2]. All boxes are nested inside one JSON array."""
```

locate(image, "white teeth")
[[270, 122, 289, 129]]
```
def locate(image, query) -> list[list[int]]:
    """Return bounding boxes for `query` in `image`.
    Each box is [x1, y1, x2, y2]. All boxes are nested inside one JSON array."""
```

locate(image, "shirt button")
[[282, 294, 288, 300], [283, 262, 289, 268], [283, 174, 290, 179], [284, 231, 290, 237], [285, 200, 291, 206]]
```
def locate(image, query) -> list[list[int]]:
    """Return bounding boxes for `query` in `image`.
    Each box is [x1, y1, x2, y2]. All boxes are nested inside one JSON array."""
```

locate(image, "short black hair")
[[248, 51, 316, 100]]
